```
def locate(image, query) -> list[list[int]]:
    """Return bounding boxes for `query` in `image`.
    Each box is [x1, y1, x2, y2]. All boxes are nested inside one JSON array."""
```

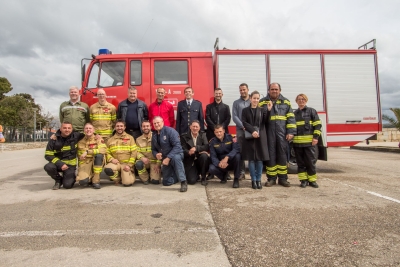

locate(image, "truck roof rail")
[[358, 39, 376, 50]]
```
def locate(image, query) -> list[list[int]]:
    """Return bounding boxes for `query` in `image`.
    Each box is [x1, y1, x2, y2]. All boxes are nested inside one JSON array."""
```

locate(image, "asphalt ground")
[[1, 147, 399, 266]]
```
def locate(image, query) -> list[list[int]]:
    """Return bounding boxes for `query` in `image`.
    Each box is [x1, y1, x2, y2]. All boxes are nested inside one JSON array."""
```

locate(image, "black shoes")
[[201, 178, 208, 186], [300, 180, 308, 188], [233, 179, 239, 188], [151, 179, 160, 184], [225, 173, 232, 180], [256, 181, 262, 189], [143, 180, 149, 185], [309, 181, 319, 188], [52, 181, 61, 190], [92, 183, 101, 189], [252, 181, 257, 189], [206, 174, 214, 180], [180, 181, 188, 192], [265, 180, 276, 187], [79, 178, 90, 186], [278, 180, 291, 187]]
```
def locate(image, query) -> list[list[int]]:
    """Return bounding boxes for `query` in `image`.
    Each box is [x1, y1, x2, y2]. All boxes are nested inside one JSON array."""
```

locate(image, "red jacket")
[[149, 100, 175, 129]]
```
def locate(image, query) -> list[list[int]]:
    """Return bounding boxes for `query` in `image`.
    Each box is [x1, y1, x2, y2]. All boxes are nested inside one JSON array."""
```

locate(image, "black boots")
[[309, 181, 319, 188], [252, 181, 257, 189], [233, 179, 239, 188], [52, 181, 61, 190], [180, 181, 188, 192], [300, 180, 308, 188], [256, 181, 262, 189]]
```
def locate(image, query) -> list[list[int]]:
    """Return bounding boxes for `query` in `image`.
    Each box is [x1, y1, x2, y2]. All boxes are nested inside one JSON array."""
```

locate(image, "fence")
[[1, 126, 54, 143]]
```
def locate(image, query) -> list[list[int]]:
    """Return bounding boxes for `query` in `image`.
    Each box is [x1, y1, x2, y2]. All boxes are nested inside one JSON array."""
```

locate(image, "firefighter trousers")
[[266, 137, 289, 181], [104, 162, 135, 185], [44, 162, 76, 189], [76, 154, 104, 184], [135, 160, 161, 182], [294, 146, 317, 182]]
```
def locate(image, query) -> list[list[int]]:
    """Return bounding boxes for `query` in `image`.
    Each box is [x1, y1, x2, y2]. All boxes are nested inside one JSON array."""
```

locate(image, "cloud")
[[0, 0, 399, 118]]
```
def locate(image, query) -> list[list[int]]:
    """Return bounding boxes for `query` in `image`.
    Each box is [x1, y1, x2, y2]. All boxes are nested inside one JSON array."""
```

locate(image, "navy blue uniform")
[[209, 133, 241, 181], [176, 99, 204, 135], [151, 126, 186, 186]]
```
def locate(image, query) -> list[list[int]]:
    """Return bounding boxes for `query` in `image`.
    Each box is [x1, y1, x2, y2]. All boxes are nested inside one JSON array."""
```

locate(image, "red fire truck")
[[80, 38, 381, 165]]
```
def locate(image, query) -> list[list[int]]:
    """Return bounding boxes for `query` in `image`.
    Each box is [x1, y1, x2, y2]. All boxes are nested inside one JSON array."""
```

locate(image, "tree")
[[0, 77, 13, 101], [382, 108, 400, 132]]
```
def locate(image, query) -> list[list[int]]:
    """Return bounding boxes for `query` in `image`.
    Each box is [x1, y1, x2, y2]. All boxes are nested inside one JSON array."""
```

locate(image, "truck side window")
[[130, 61, 142, 85], [99, 61, 125, 88], [154, 61, 188, 84], [87, 63, 99, 88]]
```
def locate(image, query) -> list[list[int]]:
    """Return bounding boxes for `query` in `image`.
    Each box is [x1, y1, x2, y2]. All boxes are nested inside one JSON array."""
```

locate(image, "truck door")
[[150, 58, 191, 115]]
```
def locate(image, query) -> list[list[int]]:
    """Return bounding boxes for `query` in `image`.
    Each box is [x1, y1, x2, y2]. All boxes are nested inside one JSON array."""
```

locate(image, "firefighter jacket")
[[44, 130, 84, 168], [293, 106, 321, 147], [59, 101, 90, 133], [209, 133, 240, 167], [90, 101, 117, 138], [117, 98, 148, 132], [106, 132, 137, 167], [77, 135, 107, 165], [151, 126, 183, 160], [149, 100, 175, 129], [176, 99, 204, 135], [136, 132, 161, 165], [259, 94, 296, 136]]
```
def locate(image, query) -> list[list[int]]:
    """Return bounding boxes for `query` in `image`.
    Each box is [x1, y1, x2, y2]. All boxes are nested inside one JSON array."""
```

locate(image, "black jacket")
[[205, 100, 231, 140], [176, 99, 204, 135], [117, 98, 148, 132], [180, 131, 209, 169], [44, 130, 84, 167], [241, 106, 269, 161]]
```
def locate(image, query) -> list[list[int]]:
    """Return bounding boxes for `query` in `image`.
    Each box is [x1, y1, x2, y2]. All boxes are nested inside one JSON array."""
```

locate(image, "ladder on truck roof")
[[358, 39, 376, 50]]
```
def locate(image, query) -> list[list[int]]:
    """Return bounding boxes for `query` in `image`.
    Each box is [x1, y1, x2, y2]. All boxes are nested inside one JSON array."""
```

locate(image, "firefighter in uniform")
[[76, 123, 107, 189], [59, 86, 90, 133], [90, 89, 117, 143], [259, 83, 296, 187], [176, 87, 205, 135], [209, 124, 241, 188], [44, 121, 84, 190], [104, 120, 137, 186], [135, 120, 161, 185], [293, 94, 321, 188]]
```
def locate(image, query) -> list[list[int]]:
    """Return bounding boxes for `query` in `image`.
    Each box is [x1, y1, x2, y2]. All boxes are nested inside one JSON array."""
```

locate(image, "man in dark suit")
[[205, 88, 231, 141], [180, 120, 210, 186], [176, 87, 205, 135]]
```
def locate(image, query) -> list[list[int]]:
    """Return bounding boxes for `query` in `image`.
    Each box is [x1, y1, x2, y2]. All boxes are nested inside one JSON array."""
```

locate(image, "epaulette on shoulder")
[[209, 137, 215, 144]]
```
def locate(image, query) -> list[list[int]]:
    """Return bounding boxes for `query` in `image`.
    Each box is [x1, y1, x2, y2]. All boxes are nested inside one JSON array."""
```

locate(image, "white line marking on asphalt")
[[0, 228, 217, 237], [325, 178, 400, 204]]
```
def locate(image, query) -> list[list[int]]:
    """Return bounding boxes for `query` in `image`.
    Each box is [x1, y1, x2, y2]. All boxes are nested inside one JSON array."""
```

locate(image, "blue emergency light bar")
[[99, 49, 112, 55]]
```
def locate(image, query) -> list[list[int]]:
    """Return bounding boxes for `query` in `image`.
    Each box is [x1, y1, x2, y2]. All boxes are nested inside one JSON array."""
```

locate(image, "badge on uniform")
[[163, 135, 166, 140]]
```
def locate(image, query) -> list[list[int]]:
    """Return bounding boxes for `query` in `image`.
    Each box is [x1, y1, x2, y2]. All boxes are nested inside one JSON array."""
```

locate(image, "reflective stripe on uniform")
[[293, 135, 313, 144]]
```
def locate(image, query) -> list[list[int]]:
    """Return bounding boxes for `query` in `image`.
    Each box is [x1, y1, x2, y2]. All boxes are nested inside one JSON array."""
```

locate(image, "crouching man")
[[135, 120, 161, 185], [209, 124, 241, 188], [44, 121, 84, 190], [180, 120, 210, 186], [76, 123, 107, 189], [104, 120, 137, 186], [151, 116, 188, 192]]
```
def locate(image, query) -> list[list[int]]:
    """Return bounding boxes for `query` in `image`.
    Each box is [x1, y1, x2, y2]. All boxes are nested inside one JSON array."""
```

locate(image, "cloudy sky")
[[0, 0, 399, 118]]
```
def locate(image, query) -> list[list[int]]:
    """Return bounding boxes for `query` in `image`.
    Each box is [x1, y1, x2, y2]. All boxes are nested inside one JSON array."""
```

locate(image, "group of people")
[[44, 82, 322, 192]]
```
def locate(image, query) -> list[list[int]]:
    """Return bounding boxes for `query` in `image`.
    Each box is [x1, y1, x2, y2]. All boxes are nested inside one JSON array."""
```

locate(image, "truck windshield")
[[87, 61, 126, 88]]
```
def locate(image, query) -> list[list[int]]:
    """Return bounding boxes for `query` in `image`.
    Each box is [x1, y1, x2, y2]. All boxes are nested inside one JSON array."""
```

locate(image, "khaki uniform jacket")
[[77, 135, 107, 165], [106, 132, 137, 167], [59, 101, 90, 133], [136, 132, 161, 165], [90, 101, 117, 138]]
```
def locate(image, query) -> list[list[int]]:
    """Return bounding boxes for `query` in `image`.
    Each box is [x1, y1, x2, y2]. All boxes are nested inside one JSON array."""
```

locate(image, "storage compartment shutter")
[[269, 54, 324, 111], [324, 54, 378, 123], [217, 54, 267, 125]]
